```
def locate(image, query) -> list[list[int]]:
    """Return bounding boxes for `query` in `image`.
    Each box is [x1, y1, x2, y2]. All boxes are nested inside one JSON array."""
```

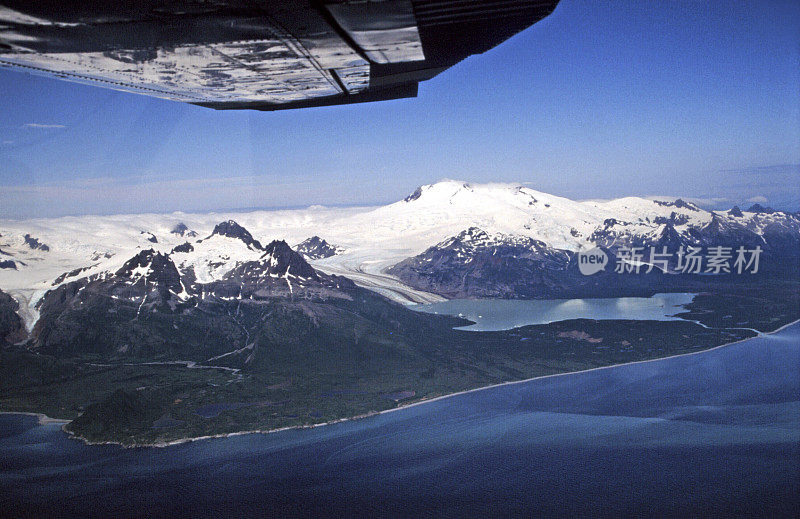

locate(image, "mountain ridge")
[[0, 181, 797, 318]]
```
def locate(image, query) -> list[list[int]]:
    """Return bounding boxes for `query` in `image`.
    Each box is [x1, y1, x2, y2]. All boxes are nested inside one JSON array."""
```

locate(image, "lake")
[[1, 322, 798, 517], [413, 292, 697, 331]]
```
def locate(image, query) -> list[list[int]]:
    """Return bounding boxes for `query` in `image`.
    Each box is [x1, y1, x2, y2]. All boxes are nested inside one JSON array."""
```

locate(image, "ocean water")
[[1, 323, 798, 518], [412, 293, 697, 331]]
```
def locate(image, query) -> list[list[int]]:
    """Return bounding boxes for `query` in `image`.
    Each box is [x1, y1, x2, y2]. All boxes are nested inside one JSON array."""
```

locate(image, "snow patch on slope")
[[0, 181, 795, 319]]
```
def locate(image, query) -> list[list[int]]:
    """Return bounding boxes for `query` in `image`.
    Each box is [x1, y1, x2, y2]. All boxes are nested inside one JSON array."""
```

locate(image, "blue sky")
[[0, 0, 798, 218]]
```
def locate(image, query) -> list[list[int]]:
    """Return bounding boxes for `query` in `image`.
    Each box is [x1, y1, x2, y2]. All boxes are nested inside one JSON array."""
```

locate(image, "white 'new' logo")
[[578, 247, 608, 275]]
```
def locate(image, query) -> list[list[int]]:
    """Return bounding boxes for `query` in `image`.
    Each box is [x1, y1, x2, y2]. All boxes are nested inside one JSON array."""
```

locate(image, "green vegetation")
[[676, 279, 800, 332], [1, 280, 797, 446]]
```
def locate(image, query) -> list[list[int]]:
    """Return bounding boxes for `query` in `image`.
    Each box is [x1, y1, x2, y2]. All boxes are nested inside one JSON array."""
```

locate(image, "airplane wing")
[[0, 1, 559, 111]]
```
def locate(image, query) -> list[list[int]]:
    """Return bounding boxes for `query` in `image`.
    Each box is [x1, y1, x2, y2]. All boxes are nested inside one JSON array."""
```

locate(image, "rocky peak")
[[673, 198, 699, 211], [429, 228, 562, 264], [703, 213, 723, 235], [215, 240, 332, 299], [0, 289, 26, 345], [654, 199, 700, 212], [24, 234, 49, 251], [747, 203, 775, 214], [209, 220, 263, 250], [455, 227, 490, 242], [115, 249, 183, 296], [602, 218, 618, 230], [171, 242, 194, 254], [171, 222, 189, 235], [171, 222, 198, 238], [258, 240, 318, 280], [295, 236, 342, 259], [728, 206, 744, 218], [655, 222, 688, 249], [688, 213, 764, 249]]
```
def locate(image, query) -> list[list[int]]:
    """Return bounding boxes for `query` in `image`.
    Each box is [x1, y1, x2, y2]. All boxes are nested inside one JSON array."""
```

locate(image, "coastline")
[[6, 318, 799, 449], [377, 317, 800, 418], [0, 411, 71, 426]]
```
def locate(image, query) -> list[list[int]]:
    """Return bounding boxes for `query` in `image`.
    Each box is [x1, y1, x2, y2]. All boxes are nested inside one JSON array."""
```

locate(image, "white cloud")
[[0, 174, 384, 218], [22, 123, 66, 129], [746, 195, 768, 203]]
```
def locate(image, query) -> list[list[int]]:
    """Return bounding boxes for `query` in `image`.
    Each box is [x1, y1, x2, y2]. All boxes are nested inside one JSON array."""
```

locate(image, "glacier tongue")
[[0, 180, 797, 314]]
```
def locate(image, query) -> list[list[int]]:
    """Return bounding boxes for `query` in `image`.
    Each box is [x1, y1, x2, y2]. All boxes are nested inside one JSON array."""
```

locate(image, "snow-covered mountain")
[[28, 236, 413, 364], [203, 239, 355, 302], [295, 236, 344, 260], [387, 227, 576, 299], [1, 180, 798, 323]]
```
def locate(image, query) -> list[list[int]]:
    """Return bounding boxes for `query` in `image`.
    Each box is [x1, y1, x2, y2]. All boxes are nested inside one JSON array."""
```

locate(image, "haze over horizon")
[[1, 0, 798, 218], [0, 177, 796, 221]]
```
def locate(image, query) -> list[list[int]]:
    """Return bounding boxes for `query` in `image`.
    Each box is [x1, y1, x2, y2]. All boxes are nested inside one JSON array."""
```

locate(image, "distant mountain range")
[[388, 190, 799, 299], [0, 180, 798, 321]]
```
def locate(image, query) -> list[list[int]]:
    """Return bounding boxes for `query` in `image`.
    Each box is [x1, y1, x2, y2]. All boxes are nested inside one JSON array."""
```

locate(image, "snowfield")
[[1, 180, 795, 328]]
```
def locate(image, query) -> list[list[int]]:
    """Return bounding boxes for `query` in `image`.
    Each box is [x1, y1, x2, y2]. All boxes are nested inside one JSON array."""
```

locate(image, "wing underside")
[[0, 1, 559, 111]]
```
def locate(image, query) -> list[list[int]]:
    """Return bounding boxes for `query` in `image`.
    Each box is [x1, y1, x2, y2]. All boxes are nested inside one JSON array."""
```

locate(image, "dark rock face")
[[113, 249, 184, 304], [30, 242, 366, 362], [758, 221, 800, 254], [654, 222, 693, 250], [388, 228, 576, 299], [171, 242, 194, 253], [295, 236, 342, 259], [171, 223, 198, 238], [0, 289, 26, 346], [747, 203, 775, 214], [208, 241, 354, 301], [259, 240, 319, 280], [653, 212, 690, 226], [589, 210, 800, 259], [209, 220, 263, 250], [729, 206, 744, 218], [24, 234, 49, 251], [404, 186, 423, 202], [686, 213, 765, 249], [170, 223, 189, 235], [32, 247, 200, 360], [140, 231, 158, 243], [26, 235, 445, 376], [52, 266, 93, 285], [0, 260, 17, 270], [36, 252, 189, 351], [390, 214, 800, 299], [654, 199, 700, 212]]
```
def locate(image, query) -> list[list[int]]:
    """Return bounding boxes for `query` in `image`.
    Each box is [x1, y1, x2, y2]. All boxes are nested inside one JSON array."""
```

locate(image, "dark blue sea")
[[2, 323, 799, 518]]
